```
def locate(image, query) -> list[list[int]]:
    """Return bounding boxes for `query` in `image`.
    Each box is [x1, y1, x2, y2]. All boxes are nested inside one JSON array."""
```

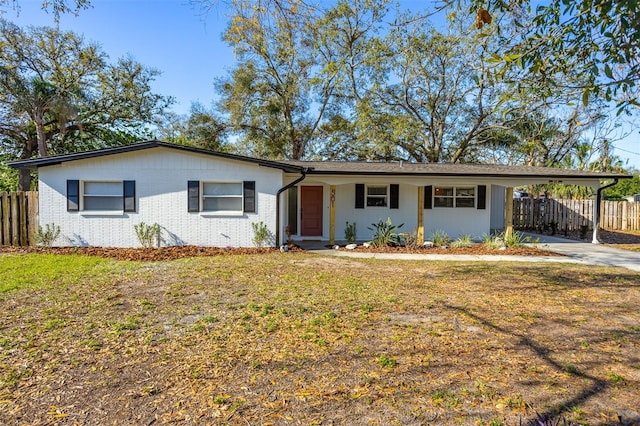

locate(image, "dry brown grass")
[[0, 252, 639, 426]]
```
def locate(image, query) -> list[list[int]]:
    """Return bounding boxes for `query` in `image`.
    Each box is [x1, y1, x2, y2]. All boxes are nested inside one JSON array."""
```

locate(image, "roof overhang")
[[7, 141, 306, 173]]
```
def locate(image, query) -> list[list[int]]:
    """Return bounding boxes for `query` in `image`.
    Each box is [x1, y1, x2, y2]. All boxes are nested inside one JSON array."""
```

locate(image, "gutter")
[[592, 179, 619, 244], [275, 168, 309, 247]]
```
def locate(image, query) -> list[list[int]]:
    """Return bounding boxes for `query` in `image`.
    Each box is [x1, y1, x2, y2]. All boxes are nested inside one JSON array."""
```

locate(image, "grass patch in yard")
[[0, 253, 638, 425], [0, 254, 128, 294]]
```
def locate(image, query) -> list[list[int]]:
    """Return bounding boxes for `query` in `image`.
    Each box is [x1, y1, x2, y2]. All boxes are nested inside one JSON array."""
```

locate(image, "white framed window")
[[366, 185, 388, 207], [82, 181, 124, 211], [202, 182, 244, 213], [455, 187, 476, 208], [434, 186, 476, 208], [67, 180, 135, 213], [188, 180, 255, 214]]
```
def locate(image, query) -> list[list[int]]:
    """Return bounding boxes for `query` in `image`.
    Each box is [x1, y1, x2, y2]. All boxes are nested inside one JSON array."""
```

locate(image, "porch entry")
[[300, 186, 323, 236]]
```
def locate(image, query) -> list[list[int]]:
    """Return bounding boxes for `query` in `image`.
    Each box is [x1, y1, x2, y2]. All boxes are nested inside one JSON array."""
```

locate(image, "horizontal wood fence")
[[0, 191, 39, 246], [513, 198, 640, 233]]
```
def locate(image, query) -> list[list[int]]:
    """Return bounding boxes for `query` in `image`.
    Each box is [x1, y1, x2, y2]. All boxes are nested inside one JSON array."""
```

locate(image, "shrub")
[[483, 231, 532, 249], [400, 228, 419, 248], [344, 221, 357, 243], [504, 231, 532, 248], [134, 222, 160, 248], [428, 229, 450, 247], [451, 234, 473, 248], [483, 233, 504, 249], [35, 223, 61, 247], [251, 221, 271, 247], [368, 218, 403, 247]]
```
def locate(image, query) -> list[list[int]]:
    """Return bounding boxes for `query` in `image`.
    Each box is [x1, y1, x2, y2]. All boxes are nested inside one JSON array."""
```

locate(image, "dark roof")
[[7, 141, 306, 173], [284, 160, 630, 180], [8, 140, 630, 180]]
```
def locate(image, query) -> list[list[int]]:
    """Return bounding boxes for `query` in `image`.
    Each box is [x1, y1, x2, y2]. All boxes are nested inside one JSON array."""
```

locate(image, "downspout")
[[275, 168, 308, 247], [592, 179, 618, 244]]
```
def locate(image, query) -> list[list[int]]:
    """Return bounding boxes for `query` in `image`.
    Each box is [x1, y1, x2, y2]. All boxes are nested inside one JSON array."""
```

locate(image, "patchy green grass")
[[0, 252, 638, 425], [0, 254, 128, 294]]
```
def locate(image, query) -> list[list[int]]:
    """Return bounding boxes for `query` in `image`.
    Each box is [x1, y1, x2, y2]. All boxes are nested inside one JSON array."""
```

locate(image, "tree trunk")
[[34, 106, 48, 158], [17, 136, 37, 191], [18, 169, 32, 191]]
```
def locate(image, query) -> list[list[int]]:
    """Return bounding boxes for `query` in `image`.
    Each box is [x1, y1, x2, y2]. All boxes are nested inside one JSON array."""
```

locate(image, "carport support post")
[[592, 179, 619, 244], [329, 185, 336, 245], [505, 187, 514, 238], [417, 186, 424, 244]]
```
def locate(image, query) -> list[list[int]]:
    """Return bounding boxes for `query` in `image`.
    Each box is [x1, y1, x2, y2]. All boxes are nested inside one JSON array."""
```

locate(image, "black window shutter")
[[477, 185, 487, 210], [243, 181, 256, 213], [424, 185, 432, 209], [67, 180, 79, 212], [390, 184, 399, 209], [123, 180, 136, 212], [188, 181, 200, 212], [355, 184, 365, 209]]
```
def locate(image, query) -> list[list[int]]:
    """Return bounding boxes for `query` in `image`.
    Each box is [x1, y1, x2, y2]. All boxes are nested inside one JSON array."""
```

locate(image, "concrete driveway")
[[522, 233, 640, 272], [301, 234, 640, 272]]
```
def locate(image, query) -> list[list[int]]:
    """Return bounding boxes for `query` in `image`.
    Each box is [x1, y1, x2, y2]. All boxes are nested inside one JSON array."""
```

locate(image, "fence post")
[[27, 191, 39, 245]]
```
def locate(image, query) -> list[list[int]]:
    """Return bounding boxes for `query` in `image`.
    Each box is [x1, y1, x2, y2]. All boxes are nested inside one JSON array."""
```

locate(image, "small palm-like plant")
[[368, 218, 403, 247]]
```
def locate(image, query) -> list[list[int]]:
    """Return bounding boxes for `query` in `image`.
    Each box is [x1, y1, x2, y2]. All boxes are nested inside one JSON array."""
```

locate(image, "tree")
[[462, 0, 640, 113], [1, 0, 91, 21], [156, 102, 228, 152], [215, 0, 338, 160], [0, 20, 173, 190]]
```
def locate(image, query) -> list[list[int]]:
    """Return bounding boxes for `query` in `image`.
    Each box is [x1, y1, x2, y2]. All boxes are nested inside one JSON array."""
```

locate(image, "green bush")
[[451, 234, 473, 248], [344, 221, 357, 243], [35, 223, 61, 247], [251, 221, 271, 247], [400, 228, 419, 248], [368, 218, 403, 247], [428, 229, 450, 247], [483, 231, 532, 249], [134, 222, 160, 248], [483, 232, 502, 249]]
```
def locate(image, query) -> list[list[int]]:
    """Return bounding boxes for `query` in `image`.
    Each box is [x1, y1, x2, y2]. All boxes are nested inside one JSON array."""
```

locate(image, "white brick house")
[[9, 141, 629, 247]]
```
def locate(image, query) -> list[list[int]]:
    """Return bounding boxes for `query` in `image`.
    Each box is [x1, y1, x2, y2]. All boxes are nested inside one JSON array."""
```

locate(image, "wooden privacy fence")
[[0, 191, 39, 246], [513, 198, 640, 232]]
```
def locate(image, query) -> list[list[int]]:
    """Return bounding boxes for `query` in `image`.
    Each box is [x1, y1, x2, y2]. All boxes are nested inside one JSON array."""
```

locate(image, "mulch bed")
[[0, 245, 293, 261], [0, 242, 558, 261], [332, 244, 561, 256], [5, 229, 639, 261]]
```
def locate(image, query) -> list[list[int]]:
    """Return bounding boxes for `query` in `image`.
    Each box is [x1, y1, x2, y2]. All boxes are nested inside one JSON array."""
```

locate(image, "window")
[[83, 181, 123, 211], [203, 182, 243, 212], [188, 180, 256, 214], [366, 185, 388, 207], [433, 186, 475, 208], [355, 184, 399, 209], [67, 180, 135, 212]]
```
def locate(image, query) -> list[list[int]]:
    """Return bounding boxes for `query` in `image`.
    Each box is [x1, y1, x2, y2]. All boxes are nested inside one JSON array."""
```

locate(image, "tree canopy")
[[0, 19, 173, 189], [210, 0, 623, 170], [462, 0, 640, 114]]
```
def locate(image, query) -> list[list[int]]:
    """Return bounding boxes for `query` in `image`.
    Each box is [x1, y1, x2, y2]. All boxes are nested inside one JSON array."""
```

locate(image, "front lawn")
[[0, 253, 638, 425]]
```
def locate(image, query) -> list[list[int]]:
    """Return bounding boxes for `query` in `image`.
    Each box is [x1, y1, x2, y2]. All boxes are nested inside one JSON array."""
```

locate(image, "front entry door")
[[300, 186, 323, 236]]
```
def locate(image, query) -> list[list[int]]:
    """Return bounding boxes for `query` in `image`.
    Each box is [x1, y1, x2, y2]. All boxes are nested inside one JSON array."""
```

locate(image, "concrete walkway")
[[298, 234, 640, 272]]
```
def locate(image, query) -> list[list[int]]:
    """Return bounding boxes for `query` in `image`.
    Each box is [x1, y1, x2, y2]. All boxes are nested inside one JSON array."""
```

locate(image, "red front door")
[[300, 186, 323, 236]]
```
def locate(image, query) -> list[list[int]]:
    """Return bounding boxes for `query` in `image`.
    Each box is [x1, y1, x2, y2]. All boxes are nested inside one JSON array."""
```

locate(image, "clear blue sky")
[[7, 0, 233, 114], [4, 0, 640, 169]]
